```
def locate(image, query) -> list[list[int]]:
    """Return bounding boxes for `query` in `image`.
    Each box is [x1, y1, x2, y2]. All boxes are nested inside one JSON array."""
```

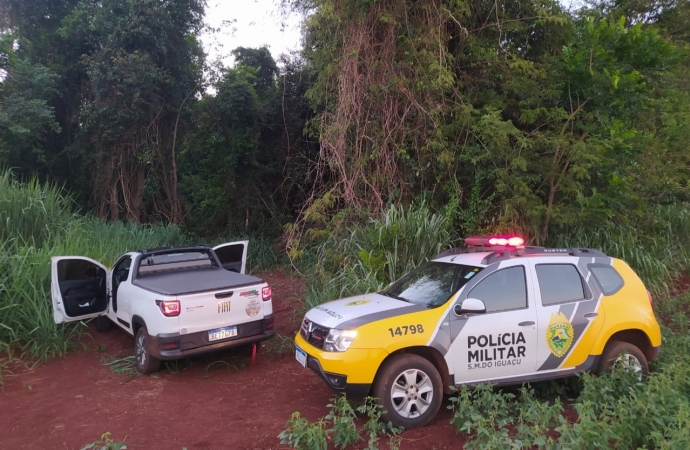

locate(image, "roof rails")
[[138, 244, 210, 256], [434, 245, 608, 265]]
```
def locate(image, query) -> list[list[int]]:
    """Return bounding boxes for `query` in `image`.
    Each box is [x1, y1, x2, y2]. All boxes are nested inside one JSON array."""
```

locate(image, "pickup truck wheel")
[[598, 341, 648, 380], [135, 326, 161, 374], [95, 316, 111, 332], [373, 354, 442, 429]]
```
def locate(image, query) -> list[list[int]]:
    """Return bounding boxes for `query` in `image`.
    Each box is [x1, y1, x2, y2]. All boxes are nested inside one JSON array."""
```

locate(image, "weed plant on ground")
[[279, 395, 402, 450]]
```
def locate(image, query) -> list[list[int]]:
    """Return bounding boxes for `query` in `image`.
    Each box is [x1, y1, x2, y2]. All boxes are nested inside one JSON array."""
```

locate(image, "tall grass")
[[343, 201, 454, 283], [300, 202, 455, 311], [0, 171, 74, 248], [0, 170, 187, 359], [552, 204, 690, 295]]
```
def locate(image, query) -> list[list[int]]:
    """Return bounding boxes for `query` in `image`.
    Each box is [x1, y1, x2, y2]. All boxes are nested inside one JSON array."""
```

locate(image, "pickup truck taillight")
[[262, 286, 272, 301], [156, 300, 181, 317]]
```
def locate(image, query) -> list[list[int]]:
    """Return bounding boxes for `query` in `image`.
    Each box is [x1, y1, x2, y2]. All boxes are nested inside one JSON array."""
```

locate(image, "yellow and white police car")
[[294, 236, 662, 428]]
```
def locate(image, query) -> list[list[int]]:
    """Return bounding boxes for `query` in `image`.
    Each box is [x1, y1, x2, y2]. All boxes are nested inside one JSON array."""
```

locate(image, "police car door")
[[528, 257, 604, 375], [449, 260, 538, 384]]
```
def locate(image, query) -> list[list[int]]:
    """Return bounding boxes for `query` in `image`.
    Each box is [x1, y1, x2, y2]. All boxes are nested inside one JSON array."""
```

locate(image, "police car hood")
[[305, 293, 425, 329]]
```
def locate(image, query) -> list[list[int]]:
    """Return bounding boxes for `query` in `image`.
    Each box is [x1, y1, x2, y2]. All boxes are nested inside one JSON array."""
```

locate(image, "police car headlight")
[[323, 329, 357, 352]]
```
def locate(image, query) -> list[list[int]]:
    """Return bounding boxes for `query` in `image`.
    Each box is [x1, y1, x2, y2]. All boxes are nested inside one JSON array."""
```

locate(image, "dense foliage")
[[0, 0, 316, 235], [2, 0, 689, 245], [285, 0, 690, 247]]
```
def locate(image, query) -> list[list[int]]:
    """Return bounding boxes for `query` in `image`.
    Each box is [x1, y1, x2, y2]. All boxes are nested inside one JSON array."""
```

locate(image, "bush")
[[299, 201, 454, 311], [278, 396, 402, 450]]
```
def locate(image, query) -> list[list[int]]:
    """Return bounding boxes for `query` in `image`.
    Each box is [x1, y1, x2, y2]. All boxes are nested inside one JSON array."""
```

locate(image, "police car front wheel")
[[373, 354, 443, 429]]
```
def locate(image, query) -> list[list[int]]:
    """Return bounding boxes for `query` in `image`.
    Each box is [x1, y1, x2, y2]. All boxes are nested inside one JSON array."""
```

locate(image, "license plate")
[[208, 326, 237, 342], [295, 346, 307, 367]]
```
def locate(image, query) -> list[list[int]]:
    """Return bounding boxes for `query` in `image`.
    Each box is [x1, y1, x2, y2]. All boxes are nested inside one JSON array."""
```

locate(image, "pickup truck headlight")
[[323, 329, 357, 352]]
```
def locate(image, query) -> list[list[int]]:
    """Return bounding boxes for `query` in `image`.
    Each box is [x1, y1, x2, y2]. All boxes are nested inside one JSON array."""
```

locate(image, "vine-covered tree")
[[287, 0, 688, 243]]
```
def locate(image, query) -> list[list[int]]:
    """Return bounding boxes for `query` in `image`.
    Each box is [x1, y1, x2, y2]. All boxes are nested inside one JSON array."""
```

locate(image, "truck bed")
[[133, 267, 264, 296]]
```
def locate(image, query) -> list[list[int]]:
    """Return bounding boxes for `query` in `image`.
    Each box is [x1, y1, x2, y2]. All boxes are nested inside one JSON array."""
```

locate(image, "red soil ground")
[[0, 271, 460, 450]]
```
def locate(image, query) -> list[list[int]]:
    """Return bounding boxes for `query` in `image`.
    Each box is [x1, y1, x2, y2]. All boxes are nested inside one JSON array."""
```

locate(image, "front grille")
[[300, 318, 330, 350]]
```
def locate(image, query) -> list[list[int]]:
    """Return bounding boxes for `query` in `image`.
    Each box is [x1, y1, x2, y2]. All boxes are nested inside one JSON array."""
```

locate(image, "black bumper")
[[305, 354, 370, 398], [148, 315, 275, 360]]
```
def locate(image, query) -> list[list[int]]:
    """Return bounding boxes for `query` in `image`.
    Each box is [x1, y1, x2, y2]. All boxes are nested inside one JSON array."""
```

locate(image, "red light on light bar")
[[465, 235, 525, 248], [488, 237, 525, 247], [262, 286, 272, 301]]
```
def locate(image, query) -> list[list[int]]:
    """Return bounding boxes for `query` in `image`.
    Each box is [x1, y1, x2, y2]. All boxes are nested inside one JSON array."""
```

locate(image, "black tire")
[[373, 354, 443, 429], [95, 316, 111, 332], [598, 340, 649, 379], [134, 326, 161, 374]]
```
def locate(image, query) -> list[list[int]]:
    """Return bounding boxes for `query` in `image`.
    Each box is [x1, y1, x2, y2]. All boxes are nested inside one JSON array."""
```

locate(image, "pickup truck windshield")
[[383, 262, 482, 308], [137, 250, 218, 276]]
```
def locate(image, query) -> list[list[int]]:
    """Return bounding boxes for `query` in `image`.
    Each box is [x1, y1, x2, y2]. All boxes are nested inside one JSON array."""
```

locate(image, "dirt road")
[[0, 271, 459, 449]]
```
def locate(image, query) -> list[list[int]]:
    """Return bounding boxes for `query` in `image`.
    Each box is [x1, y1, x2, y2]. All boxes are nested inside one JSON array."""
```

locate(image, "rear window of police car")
[[588, 264, 624, 295]]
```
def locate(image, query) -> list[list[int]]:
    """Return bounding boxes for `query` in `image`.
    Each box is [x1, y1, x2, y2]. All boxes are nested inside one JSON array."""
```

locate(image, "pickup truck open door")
[[51, 256, 108, 324], [213, 240, 249, 274]]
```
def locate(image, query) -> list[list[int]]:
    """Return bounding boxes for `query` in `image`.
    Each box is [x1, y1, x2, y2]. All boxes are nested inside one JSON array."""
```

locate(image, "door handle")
[[584, 312, 598, 318], [518, 321, 535, 326]]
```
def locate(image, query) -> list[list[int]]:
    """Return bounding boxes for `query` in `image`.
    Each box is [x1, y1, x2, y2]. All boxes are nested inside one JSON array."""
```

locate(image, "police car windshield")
[[383, 261, 482, 308]]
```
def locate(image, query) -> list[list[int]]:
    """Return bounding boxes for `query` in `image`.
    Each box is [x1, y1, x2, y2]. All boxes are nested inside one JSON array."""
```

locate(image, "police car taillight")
[[465, 236, 525, 248], [647, 290, 654, 309]]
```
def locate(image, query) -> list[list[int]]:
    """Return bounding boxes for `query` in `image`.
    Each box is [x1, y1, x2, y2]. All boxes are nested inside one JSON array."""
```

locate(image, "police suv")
[[294, 236, 662, 428]]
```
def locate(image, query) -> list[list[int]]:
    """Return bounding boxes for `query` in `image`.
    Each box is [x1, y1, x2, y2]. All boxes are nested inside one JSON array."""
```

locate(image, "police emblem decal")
[[546, 312, 575, 358]]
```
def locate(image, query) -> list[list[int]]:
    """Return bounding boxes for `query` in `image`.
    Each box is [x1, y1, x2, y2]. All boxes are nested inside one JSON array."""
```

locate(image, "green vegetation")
[[289, 0, 690, 246], [0, 171, 187, 359], [552, 204, 690, 295], [2, 1, 690, 445], [3, 0, 688, 245], [298, 202, 455, 315], [278, 395, 403, 450]]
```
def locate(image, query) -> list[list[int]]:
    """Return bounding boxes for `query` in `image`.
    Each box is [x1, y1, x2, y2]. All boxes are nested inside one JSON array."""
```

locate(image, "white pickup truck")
[[51, 241, 274, 373]]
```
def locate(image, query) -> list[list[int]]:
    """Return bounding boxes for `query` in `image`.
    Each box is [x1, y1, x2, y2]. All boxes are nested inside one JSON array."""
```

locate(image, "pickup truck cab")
[[295, 236, 662, 429], [51, 242, 274, 373]]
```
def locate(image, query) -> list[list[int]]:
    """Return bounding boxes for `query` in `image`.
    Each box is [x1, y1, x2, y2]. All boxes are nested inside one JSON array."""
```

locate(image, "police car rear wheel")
[[373, 354, 442, 429], [599, 341, 649, 380]]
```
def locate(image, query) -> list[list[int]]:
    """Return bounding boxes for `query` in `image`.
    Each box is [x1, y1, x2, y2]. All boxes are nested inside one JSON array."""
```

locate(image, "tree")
[[291, 0, 686, 244], [0, 0, 206, 222]]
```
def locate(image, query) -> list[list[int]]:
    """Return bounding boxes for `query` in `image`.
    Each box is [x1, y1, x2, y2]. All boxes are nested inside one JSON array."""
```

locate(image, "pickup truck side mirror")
[[454, 298, 486, 316]]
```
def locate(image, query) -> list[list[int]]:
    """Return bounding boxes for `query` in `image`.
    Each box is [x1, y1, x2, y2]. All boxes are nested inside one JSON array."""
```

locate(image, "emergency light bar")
[[464, 235, 525, 248]]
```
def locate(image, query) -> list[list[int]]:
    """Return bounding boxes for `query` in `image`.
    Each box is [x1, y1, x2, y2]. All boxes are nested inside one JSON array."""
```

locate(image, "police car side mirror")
[[454, 298, 486, 316]]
